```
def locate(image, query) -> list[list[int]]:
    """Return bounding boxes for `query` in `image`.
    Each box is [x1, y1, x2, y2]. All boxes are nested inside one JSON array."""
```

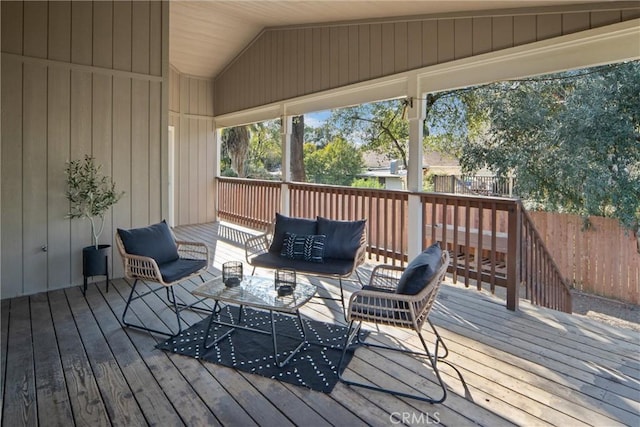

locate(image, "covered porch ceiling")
[[169, 0, 614, 79]]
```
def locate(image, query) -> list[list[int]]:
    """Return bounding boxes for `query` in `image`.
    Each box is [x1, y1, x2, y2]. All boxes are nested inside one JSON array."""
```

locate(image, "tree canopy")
[[460, 62, 640, 229], [328, 100, 409, 168], [304, 136, 364, 186]]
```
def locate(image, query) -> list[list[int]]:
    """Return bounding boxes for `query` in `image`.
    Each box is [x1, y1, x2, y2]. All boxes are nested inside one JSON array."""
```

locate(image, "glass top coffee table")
[[192, 275, 317, 368]]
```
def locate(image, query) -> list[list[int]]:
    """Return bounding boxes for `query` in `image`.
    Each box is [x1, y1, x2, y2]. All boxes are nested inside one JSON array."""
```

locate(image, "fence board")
[[530, 212, 640, 304]]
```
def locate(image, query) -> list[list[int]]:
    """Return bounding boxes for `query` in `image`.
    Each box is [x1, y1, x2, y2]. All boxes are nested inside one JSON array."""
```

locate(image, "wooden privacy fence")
[[529, 212, 640, 304], [216, 177, 573, 312]]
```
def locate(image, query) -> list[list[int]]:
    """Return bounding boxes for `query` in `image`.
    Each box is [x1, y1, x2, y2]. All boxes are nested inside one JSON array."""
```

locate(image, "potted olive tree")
[[66, 155, 124, 291]]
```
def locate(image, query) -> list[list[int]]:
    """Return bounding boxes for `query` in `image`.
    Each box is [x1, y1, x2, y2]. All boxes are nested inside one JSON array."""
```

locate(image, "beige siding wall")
[[1, 1, 168, 298], [168, 67, 216, 226], [214, 5, 640, 115]]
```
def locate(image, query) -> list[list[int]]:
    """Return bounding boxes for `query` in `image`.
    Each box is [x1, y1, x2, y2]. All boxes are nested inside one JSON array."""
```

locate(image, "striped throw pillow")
[[280, 233, 326, 263]]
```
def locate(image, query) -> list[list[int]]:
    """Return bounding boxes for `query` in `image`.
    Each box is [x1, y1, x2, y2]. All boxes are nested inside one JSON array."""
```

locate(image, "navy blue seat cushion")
[[353, 286, 409, 321], [316, 216, 366, 260], [269, 213, 318, 253], [159, 258, 207, 283], [251, 252, 355, 276], [280, 233, 326, 263], [117, 220, 179, 265], [396, 243, 443, 295]]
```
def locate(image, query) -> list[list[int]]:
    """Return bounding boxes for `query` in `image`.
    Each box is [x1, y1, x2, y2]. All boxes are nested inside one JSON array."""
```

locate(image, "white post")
[[213, 126, 221, 222], [167, 126, 175, 227], [407, 78, 426, 260], [280, 115, 292, 215]]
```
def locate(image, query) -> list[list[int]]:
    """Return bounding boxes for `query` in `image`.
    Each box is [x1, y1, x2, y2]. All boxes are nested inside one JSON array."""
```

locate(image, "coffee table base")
[[203, 303, 309, 368]]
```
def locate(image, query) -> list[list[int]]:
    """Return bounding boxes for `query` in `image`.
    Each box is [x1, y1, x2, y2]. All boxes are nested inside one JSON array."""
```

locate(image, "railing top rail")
[[289, 182, 410, 199], [216, 176, 282, 187], [418, 191, 519, 210]]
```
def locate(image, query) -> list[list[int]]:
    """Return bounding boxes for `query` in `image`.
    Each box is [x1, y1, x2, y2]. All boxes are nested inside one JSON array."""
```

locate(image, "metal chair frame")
[[116, 229, 212, 337], [337, 251, 463, 403]]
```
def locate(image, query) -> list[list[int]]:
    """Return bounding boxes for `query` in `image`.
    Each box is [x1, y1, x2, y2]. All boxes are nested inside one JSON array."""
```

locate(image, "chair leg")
[[121, 279, 185, 337], [165, 275, 214, 314], [428, 318, 449, 360], [337, 320, 448, 403], [338, 278, 347, 321]]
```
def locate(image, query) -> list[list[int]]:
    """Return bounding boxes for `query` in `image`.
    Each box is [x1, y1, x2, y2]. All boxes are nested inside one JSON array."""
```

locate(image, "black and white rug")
[[156, 306, 364, 393]]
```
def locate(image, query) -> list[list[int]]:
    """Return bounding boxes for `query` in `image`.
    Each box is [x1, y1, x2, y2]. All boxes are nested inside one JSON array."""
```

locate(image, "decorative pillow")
[[280, 233, 326, 263], [316, 216, 366, 260], [269, 213, 318, 253], [396, 242, 442, 295], [117, 220, 180, 265]]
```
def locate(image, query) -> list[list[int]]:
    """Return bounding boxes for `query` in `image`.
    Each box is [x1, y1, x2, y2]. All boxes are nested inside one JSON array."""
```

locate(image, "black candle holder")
[[274, 268, 296, 296], [222, 261, 243, 287]]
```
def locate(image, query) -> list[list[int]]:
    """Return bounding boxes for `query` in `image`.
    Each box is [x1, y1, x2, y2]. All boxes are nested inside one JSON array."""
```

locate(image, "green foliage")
[[65, 155, 124, 248], [329, 100, 409, 168], [351, 178, 384, 189], [422, 172, 437, 192], [249, 120, 281, 172], [220, 167, 238, 178], [423, 91, 488, 159], [460, 62, 640, 229], [304, 137, 364, 186]]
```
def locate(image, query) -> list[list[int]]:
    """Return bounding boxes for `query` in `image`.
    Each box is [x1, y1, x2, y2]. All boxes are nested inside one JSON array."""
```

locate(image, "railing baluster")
[[477, 203, 484, 291]]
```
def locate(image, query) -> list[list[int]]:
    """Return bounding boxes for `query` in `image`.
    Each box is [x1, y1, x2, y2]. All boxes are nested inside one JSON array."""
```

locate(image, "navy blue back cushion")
[[117, 220, 179, 265], [269, 213, 318, 253], [317, 216, 366, 260], [396, 243, 442, 295]]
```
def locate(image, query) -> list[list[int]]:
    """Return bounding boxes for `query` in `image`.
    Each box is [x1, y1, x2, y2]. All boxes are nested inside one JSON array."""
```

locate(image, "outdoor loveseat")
[[245, 213, 367, 309]]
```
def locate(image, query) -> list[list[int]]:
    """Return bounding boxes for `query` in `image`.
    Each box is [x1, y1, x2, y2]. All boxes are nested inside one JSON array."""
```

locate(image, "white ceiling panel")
[[169, 0, 618, 78]]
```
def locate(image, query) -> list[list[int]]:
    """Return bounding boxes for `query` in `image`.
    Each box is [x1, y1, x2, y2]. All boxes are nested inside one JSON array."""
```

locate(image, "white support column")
[[213, 126, 221, 222], [280, 115, 292, 215], [407, 78, 426, 260]]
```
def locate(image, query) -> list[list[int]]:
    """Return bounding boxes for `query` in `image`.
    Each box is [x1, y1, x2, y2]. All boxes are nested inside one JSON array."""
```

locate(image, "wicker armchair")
[[338, 250, 457, 403], [116, 221, 211, 336]]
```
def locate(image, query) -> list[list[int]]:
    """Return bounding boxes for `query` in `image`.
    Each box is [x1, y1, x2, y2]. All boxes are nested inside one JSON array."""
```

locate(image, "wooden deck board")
[[64, 286, 149, 425], [30, 293, 74, 426], [82, 285, 186, 426], [2, 221, 639, 427], [3, 297, 37, 427], [1, 299, 10, 420], [105, 279, 224, 426], [47, 289, 110, 426]]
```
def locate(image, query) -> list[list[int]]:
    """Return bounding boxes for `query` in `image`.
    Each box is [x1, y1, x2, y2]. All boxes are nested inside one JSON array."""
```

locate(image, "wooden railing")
[[217, 177, 281, 229], [419, 193, 512, 291], [521, 208, 573, 312], [216, 177, 572, 312], [289, 183, 408, 265]]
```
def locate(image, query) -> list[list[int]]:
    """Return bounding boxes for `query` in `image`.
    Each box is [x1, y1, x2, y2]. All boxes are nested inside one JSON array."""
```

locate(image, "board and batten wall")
[[214, 4, 640, 115], [168, 66, 216, 227], [1, 1, 168, 298]]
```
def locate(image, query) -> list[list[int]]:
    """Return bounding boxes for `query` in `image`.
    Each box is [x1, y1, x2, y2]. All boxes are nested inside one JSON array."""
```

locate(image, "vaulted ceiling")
[[169, 0, 611, 79]]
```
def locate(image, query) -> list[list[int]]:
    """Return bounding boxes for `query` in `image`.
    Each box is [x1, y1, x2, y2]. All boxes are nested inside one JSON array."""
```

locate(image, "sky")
[[305, 110, 330, 127]]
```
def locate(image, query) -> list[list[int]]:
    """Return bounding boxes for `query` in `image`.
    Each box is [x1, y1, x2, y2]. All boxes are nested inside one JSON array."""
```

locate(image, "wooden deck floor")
[[2, 222, 639, 426]]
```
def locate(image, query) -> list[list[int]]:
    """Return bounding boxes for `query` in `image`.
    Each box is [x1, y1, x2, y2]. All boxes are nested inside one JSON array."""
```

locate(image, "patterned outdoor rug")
[[157, 305, 364, 393]]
